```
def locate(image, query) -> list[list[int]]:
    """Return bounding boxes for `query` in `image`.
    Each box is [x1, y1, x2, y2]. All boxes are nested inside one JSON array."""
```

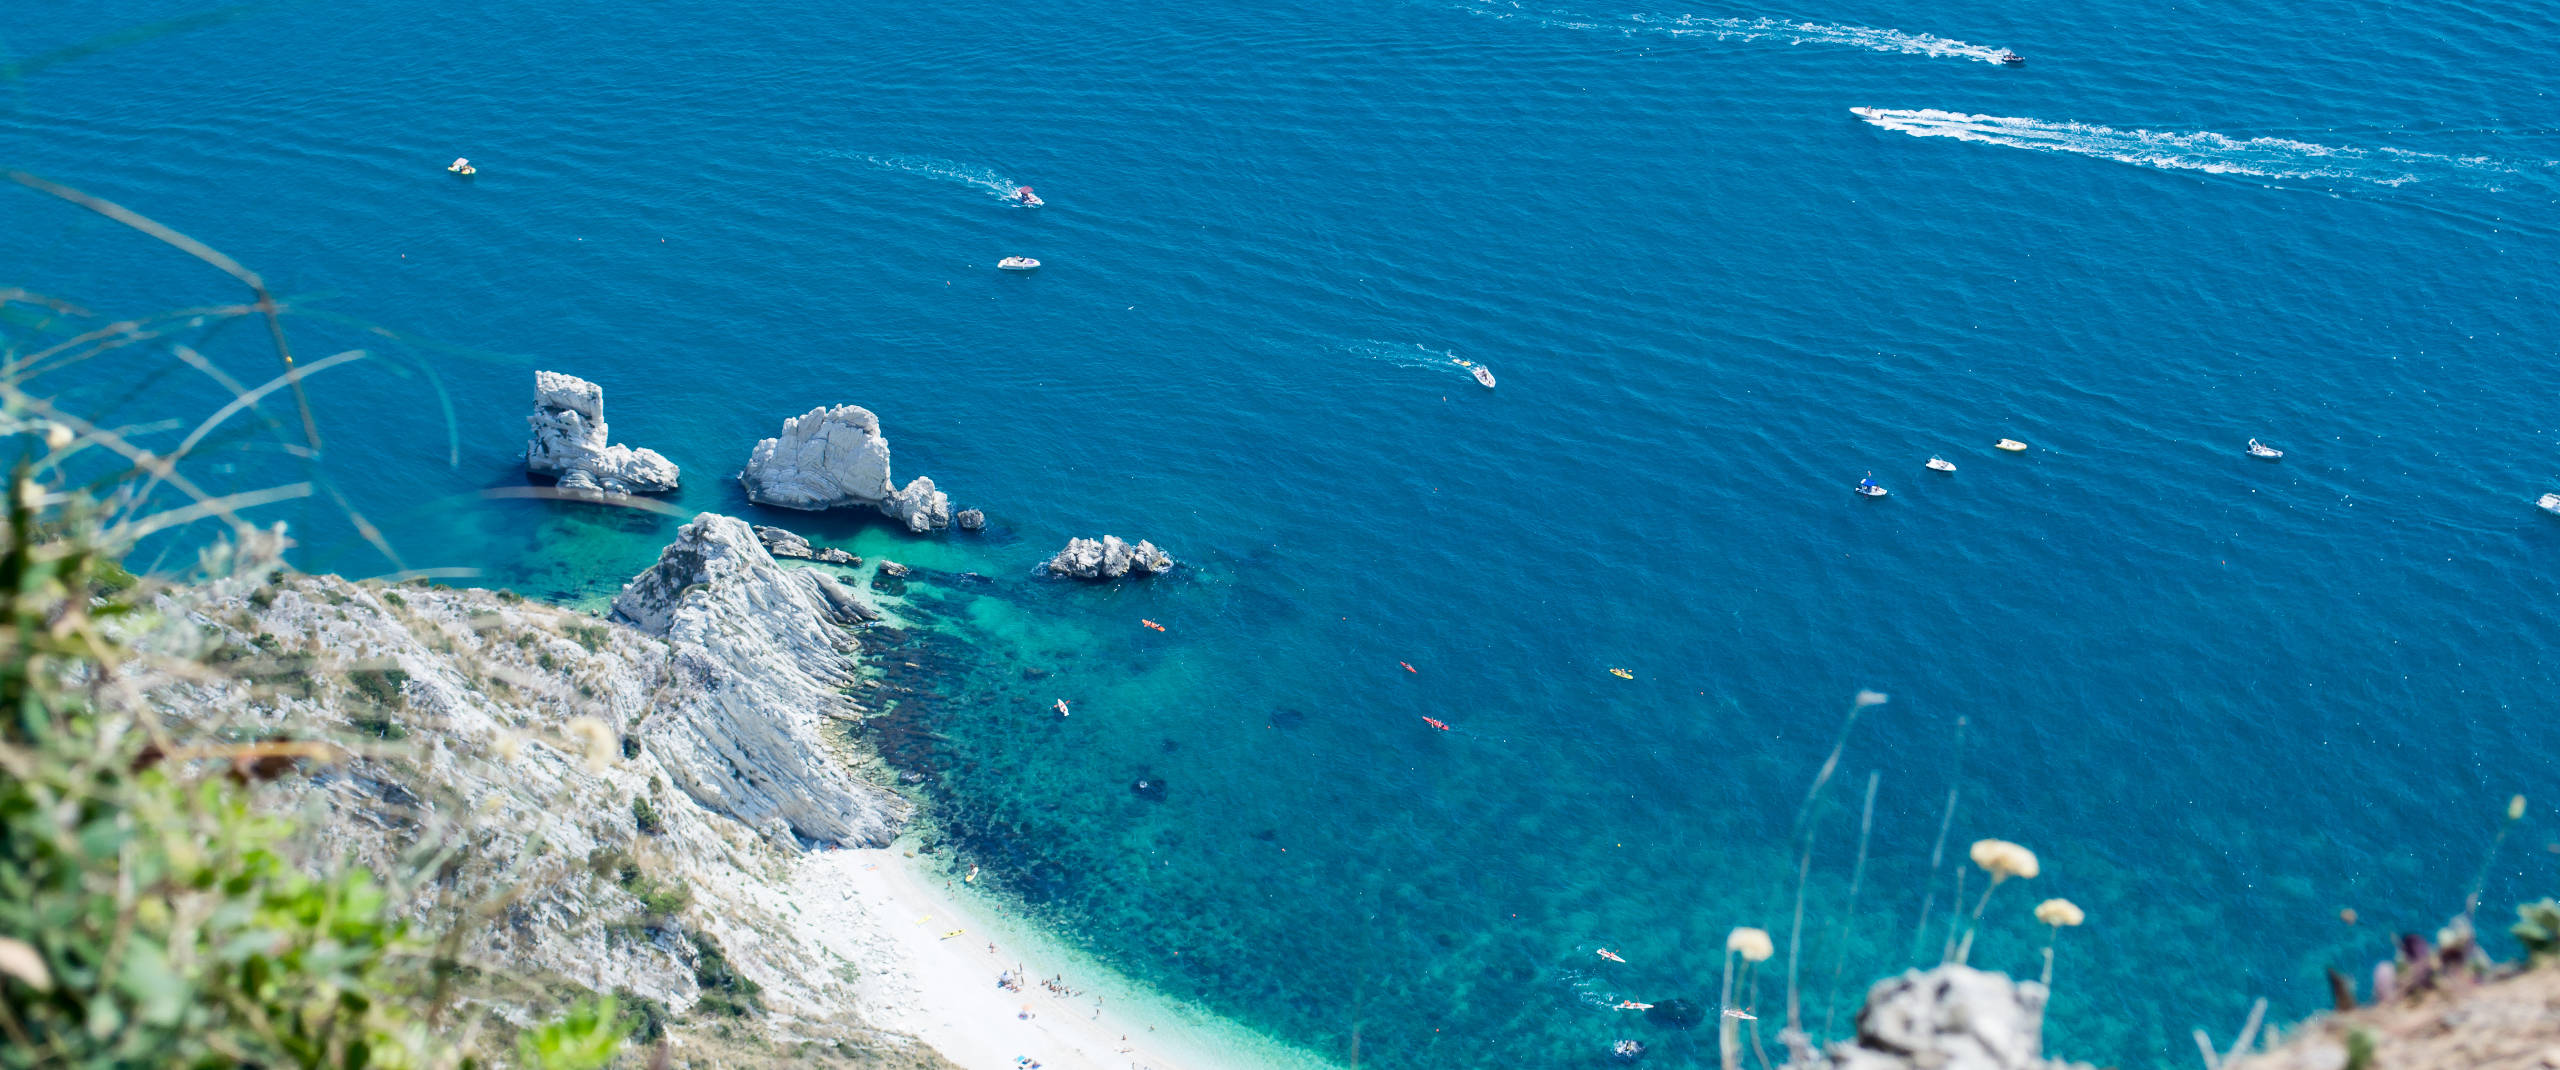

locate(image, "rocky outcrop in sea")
[[739, 405, 955, 532], [1045, 535, 1175, 580], [753, 524, 859, 565], [523, 370, 680, 497]]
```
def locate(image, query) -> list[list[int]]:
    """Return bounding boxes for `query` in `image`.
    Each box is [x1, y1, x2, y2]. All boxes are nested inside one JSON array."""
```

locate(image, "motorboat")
[[1995, 438, 2028, 452], [2246, 438, 2283, 459], [1926, 457, 1956, 472], [1473, 365, 1496, 388], [1015, 185, 1043, 207], [1996, 50, 2024, 65], [446, 157, 476, 175], [1855, 474, 1888, 498], [2539, 493, 2560, 516], [997, 256, 1040, 271]]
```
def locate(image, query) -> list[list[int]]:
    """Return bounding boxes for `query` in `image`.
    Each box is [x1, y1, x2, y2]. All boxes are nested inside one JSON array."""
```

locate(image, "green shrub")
[[687, 930, 764, 1018], [2513, 899, 2560, 965], [614, 987, 671, 1043], [380, 590, 405, 608], [348, 665, 409, 708], [633, 795, 665, 836]]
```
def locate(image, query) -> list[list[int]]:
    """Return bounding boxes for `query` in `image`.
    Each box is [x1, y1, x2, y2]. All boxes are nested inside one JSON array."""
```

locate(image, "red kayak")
[[1400, 661, 1417, 673], [1422, 717, 1450, 731]]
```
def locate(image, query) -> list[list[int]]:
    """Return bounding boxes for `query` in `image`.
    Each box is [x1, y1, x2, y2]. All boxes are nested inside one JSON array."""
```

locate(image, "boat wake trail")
[[1850, 108, 2537, 188], [1450, 1, 2015, 63], [851, 153, 1020, 200], [1341, 340, 1476, 377]]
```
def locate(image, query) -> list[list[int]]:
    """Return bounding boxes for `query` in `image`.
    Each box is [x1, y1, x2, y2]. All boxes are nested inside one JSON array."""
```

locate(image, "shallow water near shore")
[[10, 0, 2560, 1065]]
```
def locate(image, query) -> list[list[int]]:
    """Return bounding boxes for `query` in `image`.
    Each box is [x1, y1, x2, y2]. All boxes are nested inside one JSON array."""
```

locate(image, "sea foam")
[[1451, 0, 2016, 62]]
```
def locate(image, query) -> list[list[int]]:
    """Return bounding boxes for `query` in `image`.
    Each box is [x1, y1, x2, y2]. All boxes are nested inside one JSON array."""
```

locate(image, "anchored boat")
[[997, 256, 1040, 271], [1926, 457, 1956, 472], [2247, 438, 2283, 459]]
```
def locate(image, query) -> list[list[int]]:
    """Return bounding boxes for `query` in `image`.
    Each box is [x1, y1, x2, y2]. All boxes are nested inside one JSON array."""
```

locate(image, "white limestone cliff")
[[524, 370, 680, 496], [610, 513, 900, 846]]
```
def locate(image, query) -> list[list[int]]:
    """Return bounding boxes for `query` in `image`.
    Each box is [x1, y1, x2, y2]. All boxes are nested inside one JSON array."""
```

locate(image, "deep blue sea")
[[8, 0, 2560, 1065]]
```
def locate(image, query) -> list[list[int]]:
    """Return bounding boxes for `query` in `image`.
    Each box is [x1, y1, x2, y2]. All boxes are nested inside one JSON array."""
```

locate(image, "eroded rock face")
[[739, 405, 964, 532], [739, 405, 896, 509], [1045, 536, 1174, 580], [525, 371, 680, 496], [954, 509, 986, 532], [1795, 966, 2093, 1070], [611, 513, 902, 846]]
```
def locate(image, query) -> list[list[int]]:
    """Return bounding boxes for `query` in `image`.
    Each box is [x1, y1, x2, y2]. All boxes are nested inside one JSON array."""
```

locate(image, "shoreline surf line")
[[791, 839, 1340, 1070]]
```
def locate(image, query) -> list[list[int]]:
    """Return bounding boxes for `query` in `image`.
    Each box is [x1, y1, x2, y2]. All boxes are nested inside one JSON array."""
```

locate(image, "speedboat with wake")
[[1015, 185, 1042, 207], [1473, 365, 1496, 388], [2246, 438, 2283, 460], [998, 256, 1040, 271], [1996, 50, 2024, 65], [2539, 493, 2560, 517]]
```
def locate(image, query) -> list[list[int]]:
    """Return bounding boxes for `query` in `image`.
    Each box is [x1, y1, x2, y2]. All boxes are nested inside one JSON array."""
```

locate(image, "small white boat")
[[1995, 438, 2028, 452], [997, 257, 1040, 271], [2246, 438, 2283, 459], [2539, 493, 2560, 516], [1855, 473, 1887, 498], [1926, 457, 1956, 472], [1473, 365, 1496, 388], [1015, 185, 1043, 207], [446, 157, 475, 175]]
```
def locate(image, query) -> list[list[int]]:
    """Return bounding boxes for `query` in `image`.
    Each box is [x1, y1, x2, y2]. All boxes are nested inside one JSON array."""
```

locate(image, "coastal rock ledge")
[[740, 404, 954, 532], [1785, 965, 2094, 1070], [611, 512, 897, 844], [523, 370, 679, 497], [1046, 536, 1174, 580]]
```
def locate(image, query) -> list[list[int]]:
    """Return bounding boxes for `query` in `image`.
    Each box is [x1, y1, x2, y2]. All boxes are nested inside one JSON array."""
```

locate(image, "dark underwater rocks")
[[1646, 999, 1705, 1028]]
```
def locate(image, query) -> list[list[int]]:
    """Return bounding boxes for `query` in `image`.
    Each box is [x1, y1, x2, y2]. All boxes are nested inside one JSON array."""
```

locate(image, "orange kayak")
[[1421, 717, 1450, 731], [1400, 661, 1417, 673], [1141, 619, 1165, 632]]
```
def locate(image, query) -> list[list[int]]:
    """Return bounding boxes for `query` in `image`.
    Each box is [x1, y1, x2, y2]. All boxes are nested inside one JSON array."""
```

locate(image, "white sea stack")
[[1045, 535, 1174, 580], [741, 405, 953, 531], [524, 370, 679, 496], [612, 512, 897, 845]]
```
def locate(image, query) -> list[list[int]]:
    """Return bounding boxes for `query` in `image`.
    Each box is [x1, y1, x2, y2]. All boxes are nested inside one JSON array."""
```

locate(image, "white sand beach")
[[790, 838, 1335, 1070]]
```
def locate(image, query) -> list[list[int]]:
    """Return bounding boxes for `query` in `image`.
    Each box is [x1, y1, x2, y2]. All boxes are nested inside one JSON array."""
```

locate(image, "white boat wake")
[[1342, 340, 1478, 377], [1451, 0, 2015, 63], [851, 153, 1020, 200], [1849, 108, 2530, 188]]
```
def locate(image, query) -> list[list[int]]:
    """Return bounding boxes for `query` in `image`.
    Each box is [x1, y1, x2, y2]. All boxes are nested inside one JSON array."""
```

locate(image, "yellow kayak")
[[1609, 668, 1634, 680]]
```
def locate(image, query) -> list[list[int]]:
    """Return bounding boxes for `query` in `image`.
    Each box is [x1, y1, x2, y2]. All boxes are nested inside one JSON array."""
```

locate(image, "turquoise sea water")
[[8, 1, 2560, 1065]]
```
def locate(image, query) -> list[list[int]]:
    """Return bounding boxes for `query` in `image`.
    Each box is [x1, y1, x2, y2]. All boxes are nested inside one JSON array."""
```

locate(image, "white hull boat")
[[1926, 457, 1956, 472], [1994, 438, 2028, 452], [1473, 365, 1496, 388], [2247, 438, 2283, 459], [2540, 493, 2560, 517], [998, 257, 1040, 271]]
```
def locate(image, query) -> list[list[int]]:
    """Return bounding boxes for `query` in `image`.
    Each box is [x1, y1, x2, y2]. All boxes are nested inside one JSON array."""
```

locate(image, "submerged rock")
[[739, 405, 956, 531], [524, 371, 679, 497], [610, 513, 901, 846], [1646, 999, 1705, 1029], [1045, 536, 1175, 580]]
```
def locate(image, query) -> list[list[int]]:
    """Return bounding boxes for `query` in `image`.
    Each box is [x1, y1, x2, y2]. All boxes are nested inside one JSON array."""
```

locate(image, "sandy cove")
[[789, 838, 1333, 1070]]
